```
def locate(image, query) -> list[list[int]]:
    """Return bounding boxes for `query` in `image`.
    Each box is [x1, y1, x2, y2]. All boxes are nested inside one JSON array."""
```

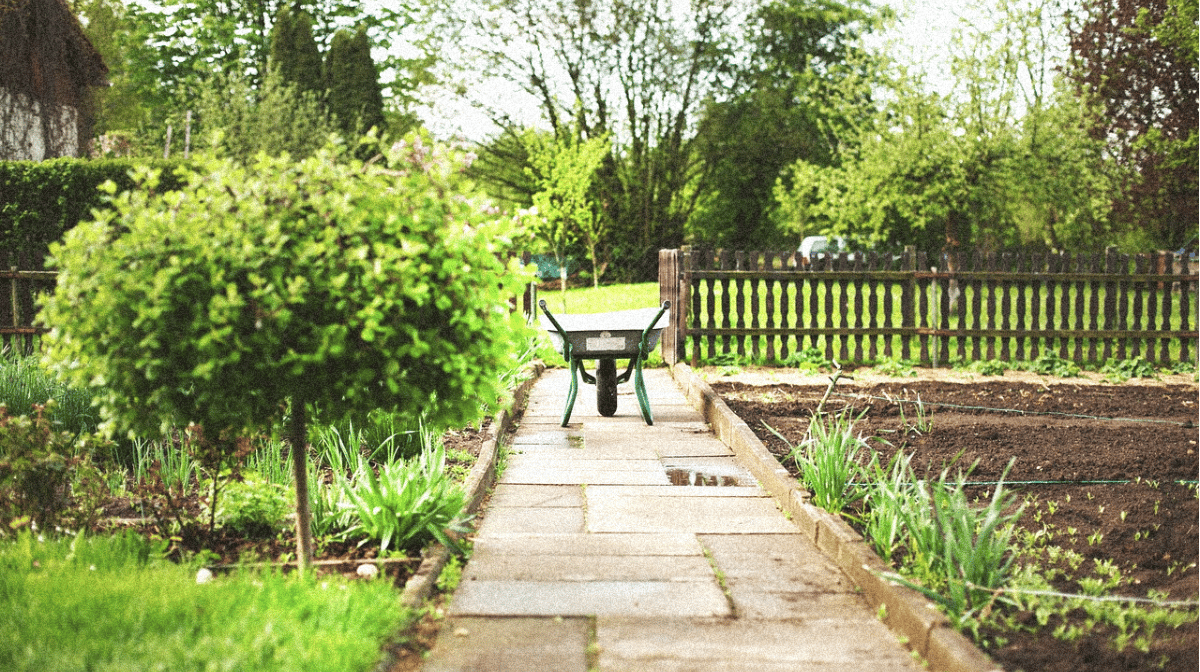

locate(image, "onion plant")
[[878, 460, 1026, 625], [863, 450, 918, 564], [0, 353, 97, 436], [765, 406, 872, 515]]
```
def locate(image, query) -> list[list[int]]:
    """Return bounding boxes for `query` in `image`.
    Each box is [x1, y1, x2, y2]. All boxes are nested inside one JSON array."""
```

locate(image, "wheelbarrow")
[[538, 299, 671, 427]]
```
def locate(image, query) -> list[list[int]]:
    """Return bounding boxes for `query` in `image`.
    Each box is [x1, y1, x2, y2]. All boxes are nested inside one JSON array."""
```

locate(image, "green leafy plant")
[[1022, 353, 1082, 377], [873, 358, 918, 377], [871, 459, 1026, 626], [766, 406, 871, 515], [1169, 359, 1196, 375], [336, 442, 469, 555], [965, 359, 1007, 376], [1100, 356, 1159, 382], [779, 347, 829, 372], [863, 450, 917, 564], [899, 394, 933, 434], [0, 401, 111, 534], [0, 355, 98, 438], [203, 473, 291, 537]]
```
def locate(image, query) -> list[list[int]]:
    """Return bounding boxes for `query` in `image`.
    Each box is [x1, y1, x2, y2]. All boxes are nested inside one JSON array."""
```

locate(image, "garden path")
[[422, 368, 920, 671]]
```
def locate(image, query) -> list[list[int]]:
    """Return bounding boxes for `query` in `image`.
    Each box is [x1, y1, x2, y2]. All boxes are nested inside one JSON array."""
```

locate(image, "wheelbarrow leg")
[[596, 358, 618, 416], [561, 356, 581, 427], [633, 354, 653, 425]]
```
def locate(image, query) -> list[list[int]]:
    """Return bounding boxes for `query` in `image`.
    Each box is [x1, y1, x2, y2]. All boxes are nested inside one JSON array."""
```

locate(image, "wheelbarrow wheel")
[[596, 358, 618, 416]]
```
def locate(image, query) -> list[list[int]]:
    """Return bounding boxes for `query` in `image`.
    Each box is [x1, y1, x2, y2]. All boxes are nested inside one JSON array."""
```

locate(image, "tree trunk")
[[288, 398, 314, 575]]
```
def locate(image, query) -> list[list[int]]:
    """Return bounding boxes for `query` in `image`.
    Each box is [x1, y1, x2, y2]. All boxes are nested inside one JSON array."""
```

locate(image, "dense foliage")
[[326, 27, 387, 143], [0, 158, 189, 265], [39, 134, 530, 443], [1066, 0, 1198, 250]]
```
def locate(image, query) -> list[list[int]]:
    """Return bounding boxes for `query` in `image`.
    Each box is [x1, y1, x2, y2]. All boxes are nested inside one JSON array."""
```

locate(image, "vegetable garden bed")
[[710, 368, 1197, 672]]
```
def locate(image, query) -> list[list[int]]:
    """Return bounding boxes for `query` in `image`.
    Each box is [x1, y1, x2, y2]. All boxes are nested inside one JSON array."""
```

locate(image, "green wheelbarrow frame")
[[538, 299, 671, 427]]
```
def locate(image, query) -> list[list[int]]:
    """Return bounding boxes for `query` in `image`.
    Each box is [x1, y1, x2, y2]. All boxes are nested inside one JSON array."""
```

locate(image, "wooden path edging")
[[669, 361, 1004, 672], [398, 362, 545, 610]]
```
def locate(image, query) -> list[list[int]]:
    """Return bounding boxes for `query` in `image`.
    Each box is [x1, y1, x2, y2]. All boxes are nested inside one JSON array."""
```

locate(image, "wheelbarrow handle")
[[638, 300, 671, 354], [537, 299, 569, 338]]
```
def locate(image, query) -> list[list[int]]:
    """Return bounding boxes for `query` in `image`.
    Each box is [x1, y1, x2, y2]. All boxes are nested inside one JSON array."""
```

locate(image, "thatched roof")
[[0, 0, 108, 107]]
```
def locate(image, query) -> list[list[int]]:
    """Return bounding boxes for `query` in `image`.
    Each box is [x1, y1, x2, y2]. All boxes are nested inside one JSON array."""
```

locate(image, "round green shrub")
[[38, 135, 534, 444]]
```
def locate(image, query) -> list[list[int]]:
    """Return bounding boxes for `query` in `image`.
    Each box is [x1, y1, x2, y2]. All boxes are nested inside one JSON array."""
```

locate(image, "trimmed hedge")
[[0, 159, 190, 268]]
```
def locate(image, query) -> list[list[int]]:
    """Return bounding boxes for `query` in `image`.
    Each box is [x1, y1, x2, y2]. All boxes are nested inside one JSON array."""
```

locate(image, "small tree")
[[527, 133, 610, 290], [38, 134, 533, 572], [194, 68, 334, 162], [269, 6, 325, 99], [326, 27, 386, 144]]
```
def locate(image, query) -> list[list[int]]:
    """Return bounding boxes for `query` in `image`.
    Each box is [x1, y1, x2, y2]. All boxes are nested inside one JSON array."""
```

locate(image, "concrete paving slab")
[[511, 443, 662, 459], [595, 617, 919, 671], [661, 457, 757, 486], [463, 552, 715, 582], [652, 440, 735, 458], [422, 616, 589, 672], [697, 533, 851, 588], [474, 506, 585, 535], [471, 532, 706, 557], [724, 588, 872, 621], [592, 484, 766, 498], [509, 431, 572, 447], [586, 487, 797, 533], [485, 485, 583, 508], [450, 580, 732, 617], [505, 457, 662, 471], [500, 465, 670, 486]]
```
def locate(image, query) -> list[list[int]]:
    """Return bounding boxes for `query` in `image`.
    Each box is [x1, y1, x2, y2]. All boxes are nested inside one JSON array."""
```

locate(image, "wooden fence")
[[1, 258, 543, 356], [658, 247, 1198, 368], [1, 269, 56, 355]]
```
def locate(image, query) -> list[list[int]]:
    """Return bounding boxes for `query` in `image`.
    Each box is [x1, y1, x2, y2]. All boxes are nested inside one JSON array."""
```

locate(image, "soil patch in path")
[[707, 366, 1199, 672]]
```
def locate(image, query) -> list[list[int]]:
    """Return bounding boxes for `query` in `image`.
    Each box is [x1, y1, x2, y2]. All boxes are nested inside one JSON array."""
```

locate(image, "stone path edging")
[[669, 362, 1004, 672], [399, 363, 545, 609]]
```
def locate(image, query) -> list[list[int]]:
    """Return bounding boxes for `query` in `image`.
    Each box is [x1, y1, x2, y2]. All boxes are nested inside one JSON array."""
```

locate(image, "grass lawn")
[[0, 531, 414, 672]]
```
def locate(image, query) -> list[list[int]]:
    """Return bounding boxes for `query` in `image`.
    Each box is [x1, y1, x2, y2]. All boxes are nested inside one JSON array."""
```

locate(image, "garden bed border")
[[668, 361, 1004, 672], [398, 362, 545, 609]]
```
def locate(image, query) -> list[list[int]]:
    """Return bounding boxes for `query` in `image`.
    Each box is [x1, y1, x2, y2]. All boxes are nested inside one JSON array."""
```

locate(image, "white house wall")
[[0, 87, 80, 161]]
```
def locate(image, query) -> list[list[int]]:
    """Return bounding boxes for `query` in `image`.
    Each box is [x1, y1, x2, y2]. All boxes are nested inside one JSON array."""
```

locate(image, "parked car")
[[798, 235, 860, 265]]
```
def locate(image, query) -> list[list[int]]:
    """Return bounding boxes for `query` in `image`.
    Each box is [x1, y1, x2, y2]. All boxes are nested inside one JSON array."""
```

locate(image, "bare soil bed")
[[707, 366, 1198, 672]]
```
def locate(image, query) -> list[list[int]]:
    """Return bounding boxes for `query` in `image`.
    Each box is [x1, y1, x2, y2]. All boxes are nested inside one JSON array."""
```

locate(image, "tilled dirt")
[[709, 370, 1199, 672]]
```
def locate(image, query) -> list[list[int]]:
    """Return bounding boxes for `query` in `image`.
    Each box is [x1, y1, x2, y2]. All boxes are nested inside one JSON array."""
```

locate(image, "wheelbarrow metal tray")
[[539, 307, 670, 358]]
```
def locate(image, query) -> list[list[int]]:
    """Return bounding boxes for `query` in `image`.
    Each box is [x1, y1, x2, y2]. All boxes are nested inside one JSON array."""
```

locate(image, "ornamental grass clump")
[[335, 441, 468, 555]]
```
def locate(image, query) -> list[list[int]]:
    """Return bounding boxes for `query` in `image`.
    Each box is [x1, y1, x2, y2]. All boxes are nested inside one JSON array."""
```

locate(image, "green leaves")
[[334, 443, 468, 555], [39, 133, 534, 447]]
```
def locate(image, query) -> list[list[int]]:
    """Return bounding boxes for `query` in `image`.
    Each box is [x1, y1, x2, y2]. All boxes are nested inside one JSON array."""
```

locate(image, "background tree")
[[1066, 0, 1198, 249], [774, 0, 1118, 257], [70, 0, 151, 148], [688, 0, 885, 249], [326, 27, 386, 143], [527, 132, 611, 289], [38, 136, 533, 571], [76, 0, 437, 156], [192, 68, 335, 162], [270, 6, 325, 98], [454, 0, 748, 280]]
